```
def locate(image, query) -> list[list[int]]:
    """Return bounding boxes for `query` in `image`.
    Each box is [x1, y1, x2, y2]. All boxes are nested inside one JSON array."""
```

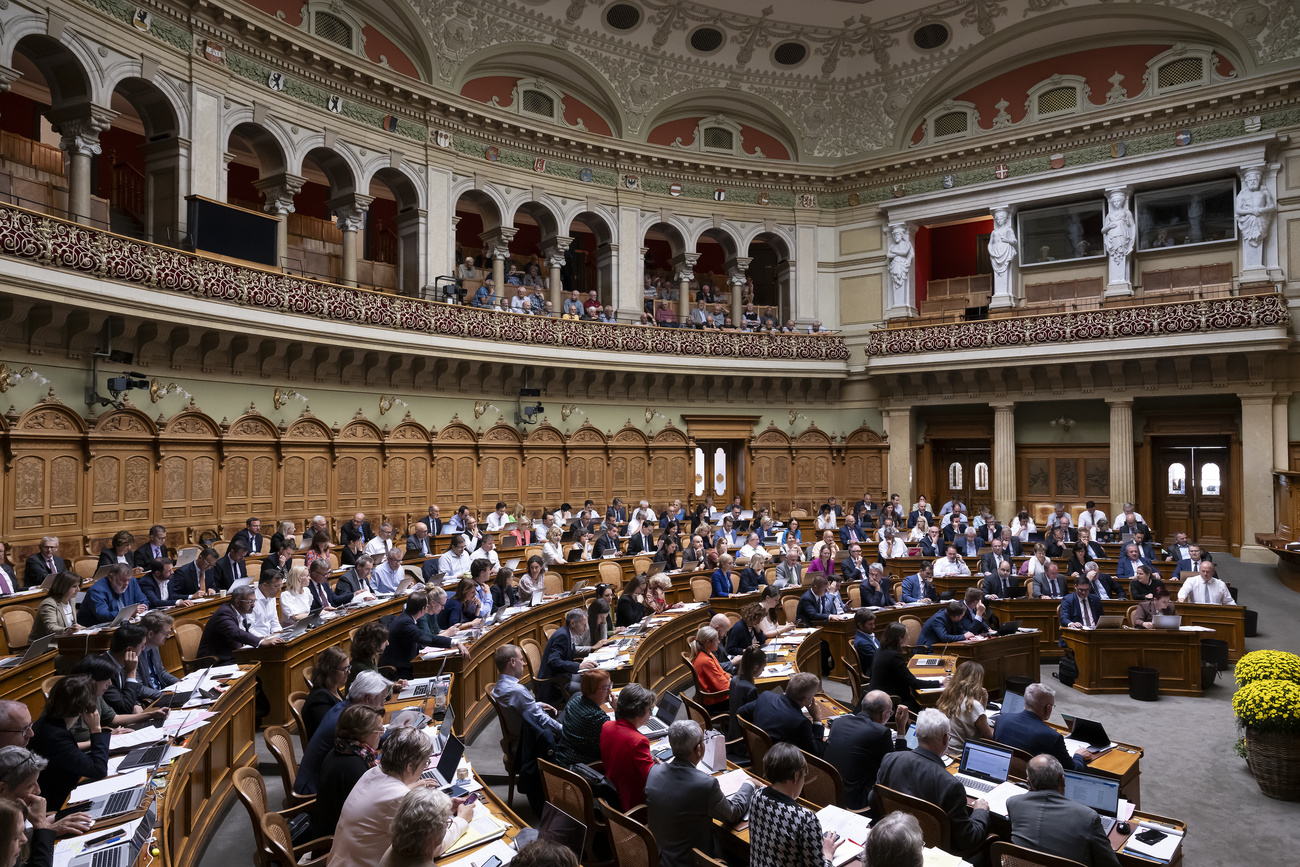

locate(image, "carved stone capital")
[[329, 193, 374, 233], [48, 104, 116, 157], [253, 173, 307, 215], [479, 227, 518, 260]]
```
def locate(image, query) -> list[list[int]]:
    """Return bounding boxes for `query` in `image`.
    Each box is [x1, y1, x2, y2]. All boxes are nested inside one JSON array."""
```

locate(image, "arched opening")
[[225, 121, 292, 267], [102, 78, 181, 244], [695, 227, 741, 328], [452, 189, 503, 305], [364, 167, 422, 295], [499, 201, 560, 314], [282, 146, 360, 286], [643, 222, 688, 326], [748, 231, 792, 329], [563, 211, 614, 317]]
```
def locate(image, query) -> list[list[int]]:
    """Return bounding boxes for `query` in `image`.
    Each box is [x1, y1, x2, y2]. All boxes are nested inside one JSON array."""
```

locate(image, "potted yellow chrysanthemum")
[[1234, 650, 1300, 800]]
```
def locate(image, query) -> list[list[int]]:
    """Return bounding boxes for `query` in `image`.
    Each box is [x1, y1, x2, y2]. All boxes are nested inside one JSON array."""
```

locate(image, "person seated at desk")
[[491, 565, 521, 610], [864, 813, 926, 867], [132, 525, 169, 571], [247, 570, 287, 638], [918, 600, 981, 650], [779, 518, 803, 552], [692, 626, 731, 713], [29, 675, 110, 815], [872, 708, 991, 860], [436, 534, 474, 582], [851, 609, 881, 674], [1008, 755, 1121, 867], [97, 530, 136, 570], [810, 529, 840, 562], [196, 585, 283, 664], [492, 643, 562, 741], [1116, 542, 1155, 581], [954, 527, 983, 557], [979, 538, 1012, 581], [582, 593, 613, 651], [651, 535, 681, 573], [725, 647, 765, 745], [961, 587, 992, 634], [404, 522, 433, 559], [1174, 543, 1213, 576], [517, 556, 548, 598], [1130, 531, 1157, 563], [378, 784, 475, 867], [646, 719, 756, 867], [601, 683, 656, 810], [77, 563, 148, 627], [774, 546, 803, 587], [737, 550, 768, 592], [95, 622, 169, 710], [541, 526, 567, 567], [379, 590, 462, 680], [841, 543, 870, 584], [439, 578, 482, 631], [338, 534, 366, 569], [257, 542, 292, 579], [737, 672, 825, 757], [305, 560, 349, 613], [625, 522, 656, 556], [1033, 561, 1067, 599], [136, 610, 180, 697], [934, 543, 971, 578], [370, 548, 406, 596], [1061, 576, 1106, 631], [594, 525, 623, 558], [1129, 564, 1164, 601], [807, 544, 838, 581], [172, 546, 217, 598], [710, 554, 736, 598], [1133, 585, 1178, 628], [936, 661, 992, 757], [278, 564, 314, 622], [796, 574, 843, 627], [859, 562, 893, 607], [826, 689, 910, 810], [1179, 560, 1234, 605], [869, 622, 943, 713], [756, 586, 792, 637], [879, 528, 909, 560], [839, 513, 866, 548], [982, 558, 1017, 602], [555, 669, 611, 768], [1044, 526, 1071, 558], [749, 742, 845, 867], [538, 608, 595, 706], [302, 647, 348, 742], [726, 604, 767, 657], [918, 525, 944, 558], [994, 682, 1094, 771], [296, 670, 393, 796], [211, 540, 250, 592], [347, 621, 393, 689], [711, 516, 738, 549], [1084, 565, 1126, 601], [32, 571, 79, 640], [311, 703, 382, 840], [900, 563, 938, 604]]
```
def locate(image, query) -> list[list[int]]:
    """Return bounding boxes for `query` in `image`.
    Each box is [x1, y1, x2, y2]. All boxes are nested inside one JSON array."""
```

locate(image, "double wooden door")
[[1155, 442, 1229, 549], [933, 444, 993, 514]]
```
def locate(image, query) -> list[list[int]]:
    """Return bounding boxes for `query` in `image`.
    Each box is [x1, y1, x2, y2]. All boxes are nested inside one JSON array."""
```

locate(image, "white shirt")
[[542, 542, 566, 565], [933, 556, 971, 578], [810, 540, 839, 561], [371, 562, 405, 595], [816, 514, 837, 530], [940, 512, 968, 529], [280, 587, 313, 620], [879, 538, 908, 559], [438, 548, 474, 580], [1045, 513, 1072, 530], [1077, 509, 1107, 531], [1010, 517, 1037, 541], [1178, 574, 1234, 605], [363, 536, 394, 556], [738, 543, 763, 561], [153, 579, 171, 603], [486, 512, 510, 531], [330, 767, 470, 867], [472, 547, 501, 569], [248, 587, 281, 638]]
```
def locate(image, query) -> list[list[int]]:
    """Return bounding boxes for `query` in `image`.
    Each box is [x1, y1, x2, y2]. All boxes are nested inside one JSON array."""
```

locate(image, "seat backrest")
[[524, 545, 544, 561], [210, 540, 230, 557], [543, 571, 565, 596], [680, 693, 713, 732], [782, 596, 799, 624], [538, 759, 596, 849], [800, 750, 845, 809], [1, 609, 33, 649], [990, 841, 1090, 867], [872, 784, 951, 850], [601, 799, 659, 867], [840, 656, 862, 708], [738, 717, 772, 773], [598, 560, 623, 589], [72, 557, 98, 582], [900, 616, 922, 648], [259, 812, 297, 865], [287, 691, 309, 753], [847, 584, 861, 609], [485, 689, 518, 766], [174, 622, 203, 661], [263, 726, 299, 800], [690, 578, 712, 603], [789, 509, 808, 519], [232, 767, 273, 867], [520, 638, 543, 680], [892, 582, 903, 603], [543, 623, 559, 640], [1126, 605, 1139, 627], [41, 675, 63, 697], [632, 555, 653, 575], [680, 652, 706, 696]]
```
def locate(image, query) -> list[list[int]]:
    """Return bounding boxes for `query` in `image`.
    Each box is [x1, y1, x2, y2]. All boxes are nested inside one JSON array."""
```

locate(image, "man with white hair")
[[873, 708, 990, 858], [709, 613, 740, 673], [23, 537, 66, 588], [1008, 755, 1120, 866], [363, 521, 396, 557], [371, 548, 407, 595], [994, 682, 1094, 771], [645, 720, 755, 867], [296, 669, 393, 795], [302, 515, 329, 543], [863, 812, 925, 867]]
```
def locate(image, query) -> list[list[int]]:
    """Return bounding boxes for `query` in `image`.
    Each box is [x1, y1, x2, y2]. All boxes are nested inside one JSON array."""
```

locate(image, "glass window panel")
[[948, 462, 963, 490], [1168, 462, 1186, 495], [1019, 200, 1105, 265], [694, 448, 705, 497], [713, 448, 727, 497], [1201, 462, 1221, 496], [974, 462, 989, 491], [1135, 179, 1235, 250]]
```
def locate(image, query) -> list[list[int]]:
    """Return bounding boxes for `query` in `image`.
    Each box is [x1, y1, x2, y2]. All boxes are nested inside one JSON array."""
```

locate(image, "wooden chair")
[[41, 675, 62, 697], [72, 557, 98, 582], [899, 616, 923, 648], [690, 578, 712, 603], [543, 623, 560, 640], [543, 571, 565, 596], [174, 622, 217, 673], [287, 690, 310, 754], [632, 555, 653, 575], [681, 652, 728, 718], [723, 612, 740, 630], [538, 759, 612, 866], [681, 692, 737, 745], [693, 850, 730, 867], [789, 509, 809, 519], [873, 784, 951, 851], [800, 750, 849, 809], [729, 573, 740, 593], [892, 582, 904, 603], [600, 800, 658, 867], [0, 610, 32, 650], [738, 717, 773, 775], [841, 655, 864, 709], [1126, 604, 1139, 627], [261, 812, 331, 867], [520, 638, 543, 683], [782, 596, 800, 625], [485, 690, 519, 807], [524, 545, 544, 561], [847, 584, 862, 608], [210, 540, 230, 557], [262, 725, 311, 809], [990, 841, 1089, 867], [598, 560, 623, 590], [231, 767, 317, 867]]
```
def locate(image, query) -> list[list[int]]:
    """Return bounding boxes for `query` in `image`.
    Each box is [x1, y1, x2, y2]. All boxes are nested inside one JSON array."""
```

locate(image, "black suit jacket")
[[795, 589, 832, 626], [133, 542, 169, 570], [331, 571, 363, 604], [537, 626, 579, 705], [196, 602, 261, 663], [172, 561, 211, 597], [874, 747, 990, 856], [211, 555, 248, 591], [979, 550, 1010, 577], [300, 687, 340, 743], [377, 612, 450, 679], [31, 717, 110, 810], [919, 537, 944, 558], [826, 711, 907, 809], [98, 652, 142, 715], [592, 534, 622, 558], [97, 549, 131, 568], [1007, 789, 1120, 867], [231, 529, 265, 556], [625, 532, 656, 555], [907, 509, 933, 529], [981, 569, 1017, 599], [339, 521, 372, 544], [308, 579, 347, 611], [424, 516, 446, 536], [139, 574, 183, 608], [869, 648, 941, 712], [739, 691, 823, 757], [405, 534, 433, 557], [23, 554, 66, 588]]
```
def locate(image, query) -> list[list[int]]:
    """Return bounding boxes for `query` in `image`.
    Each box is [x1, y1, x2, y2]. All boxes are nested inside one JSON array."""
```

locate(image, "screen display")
[[1063, 770, 1120, 815], [962, 743, 1011, 780]]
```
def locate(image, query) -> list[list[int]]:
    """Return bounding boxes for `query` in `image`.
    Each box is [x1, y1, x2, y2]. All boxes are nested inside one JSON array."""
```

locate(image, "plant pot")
[[1245, 727, 1300, 801]]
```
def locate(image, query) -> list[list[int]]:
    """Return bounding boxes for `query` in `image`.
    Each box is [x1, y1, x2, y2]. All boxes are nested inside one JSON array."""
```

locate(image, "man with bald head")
[[825, 690, 910, 809], [1007, 754, 1119, 866], [406, 522, 432, 557], [0, 700, 32, 747]]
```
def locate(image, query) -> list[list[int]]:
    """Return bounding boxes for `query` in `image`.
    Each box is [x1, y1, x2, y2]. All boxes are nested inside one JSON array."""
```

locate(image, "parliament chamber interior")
[[0, 0, 1299, 865]]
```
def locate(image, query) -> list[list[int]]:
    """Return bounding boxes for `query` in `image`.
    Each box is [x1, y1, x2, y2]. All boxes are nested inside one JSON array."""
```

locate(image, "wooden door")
[[699, 442, 739, 507], [1156, 443, 1229, 549], [933, 445, 993, 513]]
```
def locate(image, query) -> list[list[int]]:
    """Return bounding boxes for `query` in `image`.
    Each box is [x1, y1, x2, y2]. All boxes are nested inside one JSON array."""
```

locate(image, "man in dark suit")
[[982, 559, 1017, 601], [133, 525, 169, 570], [405, 522, 433, 557], [918, 601, 978, 650], [306, 560, 349, 611], [841, 544, 869, 584], [211, 540, 250, 591], [230, 518, 265, 556], [139, 558, 196, 609], [24, 537, 67, 588], [1115, 543, 1154, 581], [625, 524, 656, 556], [138, 610, 180, 695], [1084, 567, 1126, 601], [979, 537, 1009, 576], [737, 672, 824, 757], [858, 563, 892, 607], [825, 690, 910, 809], [994, 683, 1094, 772], [196, 585, 281, 663], [592, 525, 622, 559], [377, 591, 458, 679], [919, 526, 945, 558], [173, 547, 218, 597], [1175, 543, 1213, 575], [339, 512, 372, 545], [839, 513, 865, 547], [999, 528, 1024, 557], [424, 505, 446, 536], [795, 575, 836, 627], [907, 497, 934, 530], [1008, 755, 1121, 867], [606, 498, 627, 525], [1060, 577, 1105, 631], [852, 609, 880, 673], [955, 527, 982, 557], [537, 608, 594, 705], [940, 511, 969, 543], [0, 542, 18, 596], [873, 708, 991, 858]]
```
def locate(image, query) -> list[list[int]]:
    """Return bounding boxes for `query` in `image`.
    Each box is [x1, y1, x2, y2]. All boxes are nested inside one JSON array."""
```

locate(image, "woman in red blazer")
[[599, 683, 656, 809], [692, 625, 731, 714]]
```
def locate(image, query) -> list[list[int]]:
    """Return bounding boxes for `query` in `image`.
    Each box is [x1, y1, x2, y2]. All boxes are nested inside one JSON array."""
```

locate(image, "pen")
[[83, 830, 125, 851]]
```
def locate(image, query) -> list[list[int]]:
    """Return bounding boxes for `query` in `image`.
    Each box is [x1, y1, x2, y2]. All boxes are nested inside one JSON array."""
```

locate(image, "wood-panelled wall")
[[0, 395, 888, 564], [1015, 444, 1111, 523]]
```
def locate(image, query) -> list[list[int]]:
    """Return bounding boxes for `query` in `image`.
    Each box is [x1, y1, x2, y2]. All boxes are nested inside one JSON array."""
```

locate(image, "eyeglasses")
[[0, 723, 33, 734]]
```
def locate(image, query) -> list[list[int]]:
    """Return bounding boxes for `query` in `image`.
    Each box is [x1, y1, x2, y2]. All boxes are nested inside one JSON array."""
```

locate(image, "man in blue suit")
[[537, 608, 594, 705], [795, 575, 835, 626], [900, 564, 937, 604], [737, 672, 824, 756], [917, 601, 977, 650], [852, 609, 880, 673], [1060, 577, 1105, 631], [993, 682, 1094, 771], [839, 513, 866, 548], [79, 564, 148, 626], [1115, 543, 1154, 581]]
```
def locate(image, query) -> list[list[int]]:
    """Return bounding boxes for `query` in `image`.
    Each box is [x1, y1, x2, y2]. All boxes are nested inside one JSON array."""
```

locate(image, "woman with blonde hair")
[[280, 565, 313, 621], [645, 574, 679, 614], [907, 516, 929, 545], [934, 661, 992, 755], [542, 525, 565, 565]]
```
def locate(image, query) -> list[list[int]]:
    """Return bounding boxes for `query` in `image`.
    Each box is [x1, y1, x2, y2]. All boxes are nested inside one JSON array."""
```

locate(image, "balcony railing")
[[0, 202, 849, 362]]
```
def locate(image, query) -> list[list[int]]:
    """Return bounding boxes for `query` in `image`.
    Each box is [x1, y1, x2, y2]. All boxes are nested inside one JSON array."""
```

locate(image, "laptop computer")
[[436, 702, 456, 753], [399, 657, 450, 700], [115, 737, 171, 773], [530, 586, 545, 606], [1062, 769, 1122, 834], [1094, 615, 1126, 629], [995, 620, 1022, 637], [636, 692, 682, 739], [952, 742, 1014, 797], [1063, 716, 1114, 753], [561, 580, 589, 598], [283, 613, 324, 640], [1152, 614, 1182, 629], [566, 546, 585, 562], [69, 804, 156, 867], [83, 781, 147, 820], [645, 561, 668, 578], [421, 732, 465, 787], [0, 633, 59, 668]]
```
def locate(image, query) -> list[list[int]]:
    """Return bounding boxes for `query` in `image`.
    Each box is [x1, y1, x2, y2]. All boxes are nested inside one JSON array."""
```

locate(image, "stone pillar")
[[992, 401, 1017, 522], [672, 251, 700, 322], [329, 193, 373, 287], [595, 243, 617, 305], [1241, 394, 1278, 563], [48, 104, 116, 224], [1102, 186, 1135, 298], [252, 172, 306, 268], [1237, 163, 1282, 285], [1274, 395, 1291, 471], [727, 256, 751, 326], [883, 406, 915, 506], [221, 153, 236, 203], [883, 221, 918, 321], [540, 234, 573, 311], [394, 208, 424, 296], [988, 205, 1018, 310], [479, 227, 517, 301], [1106, 397, 1135, 513]]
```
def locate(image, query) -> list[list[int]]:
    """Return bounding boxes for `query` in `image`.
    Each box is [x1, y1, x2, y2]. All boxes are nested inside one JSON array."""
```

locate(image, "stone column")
[[329, 193, 373, 288], [672, 251, 700, 322], [1102, 186, 1135, 298], [1241, 394, 1278, 563], [479, 227, 517, 301], [883, 221, 918, 321], [48, 104, 116, 224], [988, 205, 1018, 310], [394, 208, 424, 296], [252, 172, 306, 268], [992, 401, 1017, 522], [727, 256, 751, 325], [595, 242, 617, 306], [1106, 397, 1135, 513], [1274, 395, 1291, 471], [540, 235, 573, 311], [883, 405, 915, 506]]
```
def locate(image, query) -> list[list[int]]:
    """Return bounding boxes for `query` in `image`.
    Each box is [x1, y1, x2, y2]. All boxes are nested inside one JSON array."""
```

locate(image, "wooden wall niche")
[[747, 421, 888, 514], [1016, 444, 1111, 522], [6, 397, 86, 564]]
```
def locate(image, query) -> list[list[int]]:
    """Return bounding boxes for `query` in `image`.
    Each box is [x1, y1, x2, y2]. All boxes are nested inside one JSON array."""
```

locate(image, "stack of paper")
[[816, 805, 872, 867], [69, 769, 148, 804], [109, 727, 166, 751], [922, 848, 970, 866], [761, 663, 795, 678], [444, 804, 508, 856], [714, 769, 757, 797], [980, 781, 1027, 816], [1121, 821, 1183, 862]]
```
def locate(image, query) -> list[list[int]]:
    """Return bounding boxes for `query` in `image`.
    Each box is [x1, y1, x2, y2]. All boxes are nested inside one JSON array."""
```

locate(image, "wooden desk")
[[931, 632, 1041, 697], [627, 607, 712, 697], [756, 627, 822, 690], [237, 598, 404, 725], [989, 599, 1064, 660], [1102, 601, 1245, 662], [1062, 627, 1208, 697], [53, 596, 228, 671], [0, 648, 57, 717], [158, 664, 259, 867], [820, 604, 944, 684]]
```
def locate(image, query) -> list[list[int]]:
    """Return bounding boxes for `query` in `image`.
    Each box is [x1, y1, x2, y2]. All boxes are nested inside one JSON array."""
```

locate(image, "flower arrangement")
[[1234, 649, 1300, 686], [1233, 680, 1300, 735]]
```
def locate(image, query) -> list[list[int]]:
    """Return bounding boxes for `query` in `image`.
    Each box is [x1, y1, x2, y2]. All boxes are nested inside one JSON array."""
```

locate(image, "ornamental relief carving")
[[126, 456, 151, 503]]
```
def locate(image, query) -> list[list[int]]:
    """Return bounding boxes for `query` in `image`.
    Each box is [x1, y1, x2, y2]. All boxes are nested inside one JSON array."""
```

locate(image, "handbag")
[[571, 762, 621, 813]]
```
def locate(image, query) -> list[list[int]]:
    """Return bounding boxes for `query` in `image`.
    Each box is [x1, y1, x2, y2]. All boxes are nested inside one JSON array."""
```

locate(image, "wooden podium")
[[1062, 626, 1210, 696]]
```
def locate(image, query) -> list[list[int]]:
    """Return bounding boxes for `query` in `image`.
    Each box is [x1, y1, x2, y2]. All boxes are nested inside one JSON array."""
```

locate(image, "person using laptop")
[[436, 535, 474, 582], [77, 564, 147, 627], [1134, 585, 1179, 628], [1061, 576, 1105, 631], [873, 709, 991, 859], [172, 547, 218, 598], [404, 522, 433, 558], [994, 683, 1094, 771], [196, 585, 284, 664], [1007, 755, 1120, 866], [211, 540, 250, 592], [136, 612, 179, 696], [379, 590, 465, 680], [600, 683, 656, 810], [29, 675, 110, 817], [918, 601, 980, 650]]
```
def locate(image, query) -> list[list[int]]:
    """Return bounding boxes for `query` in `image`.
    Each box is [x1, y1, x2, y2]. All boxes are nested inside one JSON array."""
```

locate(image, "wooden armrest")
[[293, 835, 334, 859], [625, 804, 649, 823], [277, 799, 316, 820]]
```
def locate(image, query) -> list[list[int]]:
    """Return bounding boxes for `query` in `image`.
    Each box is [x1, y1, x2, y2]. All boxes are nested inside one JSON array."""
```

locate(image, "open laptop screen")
[[1063, 770, 1120, 817], [961, 742, 1012, 781]]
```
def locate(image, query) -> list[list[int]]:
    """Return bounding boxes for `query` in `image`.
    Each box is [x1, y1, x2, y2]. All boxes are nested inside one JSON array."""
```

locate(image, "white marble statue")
[[885, 224, 914, 309], [1101, 189, 1135, 288], [1236, 168, 1275, 272], [988, 207, 1017, 302]]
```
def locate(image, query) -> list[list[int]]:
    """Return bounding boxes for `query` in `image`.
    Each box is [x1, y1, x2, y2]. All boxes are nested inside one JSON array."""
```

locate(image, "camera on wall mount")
[[85, 346, 148, 410], [515, 386, 544, 427]]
